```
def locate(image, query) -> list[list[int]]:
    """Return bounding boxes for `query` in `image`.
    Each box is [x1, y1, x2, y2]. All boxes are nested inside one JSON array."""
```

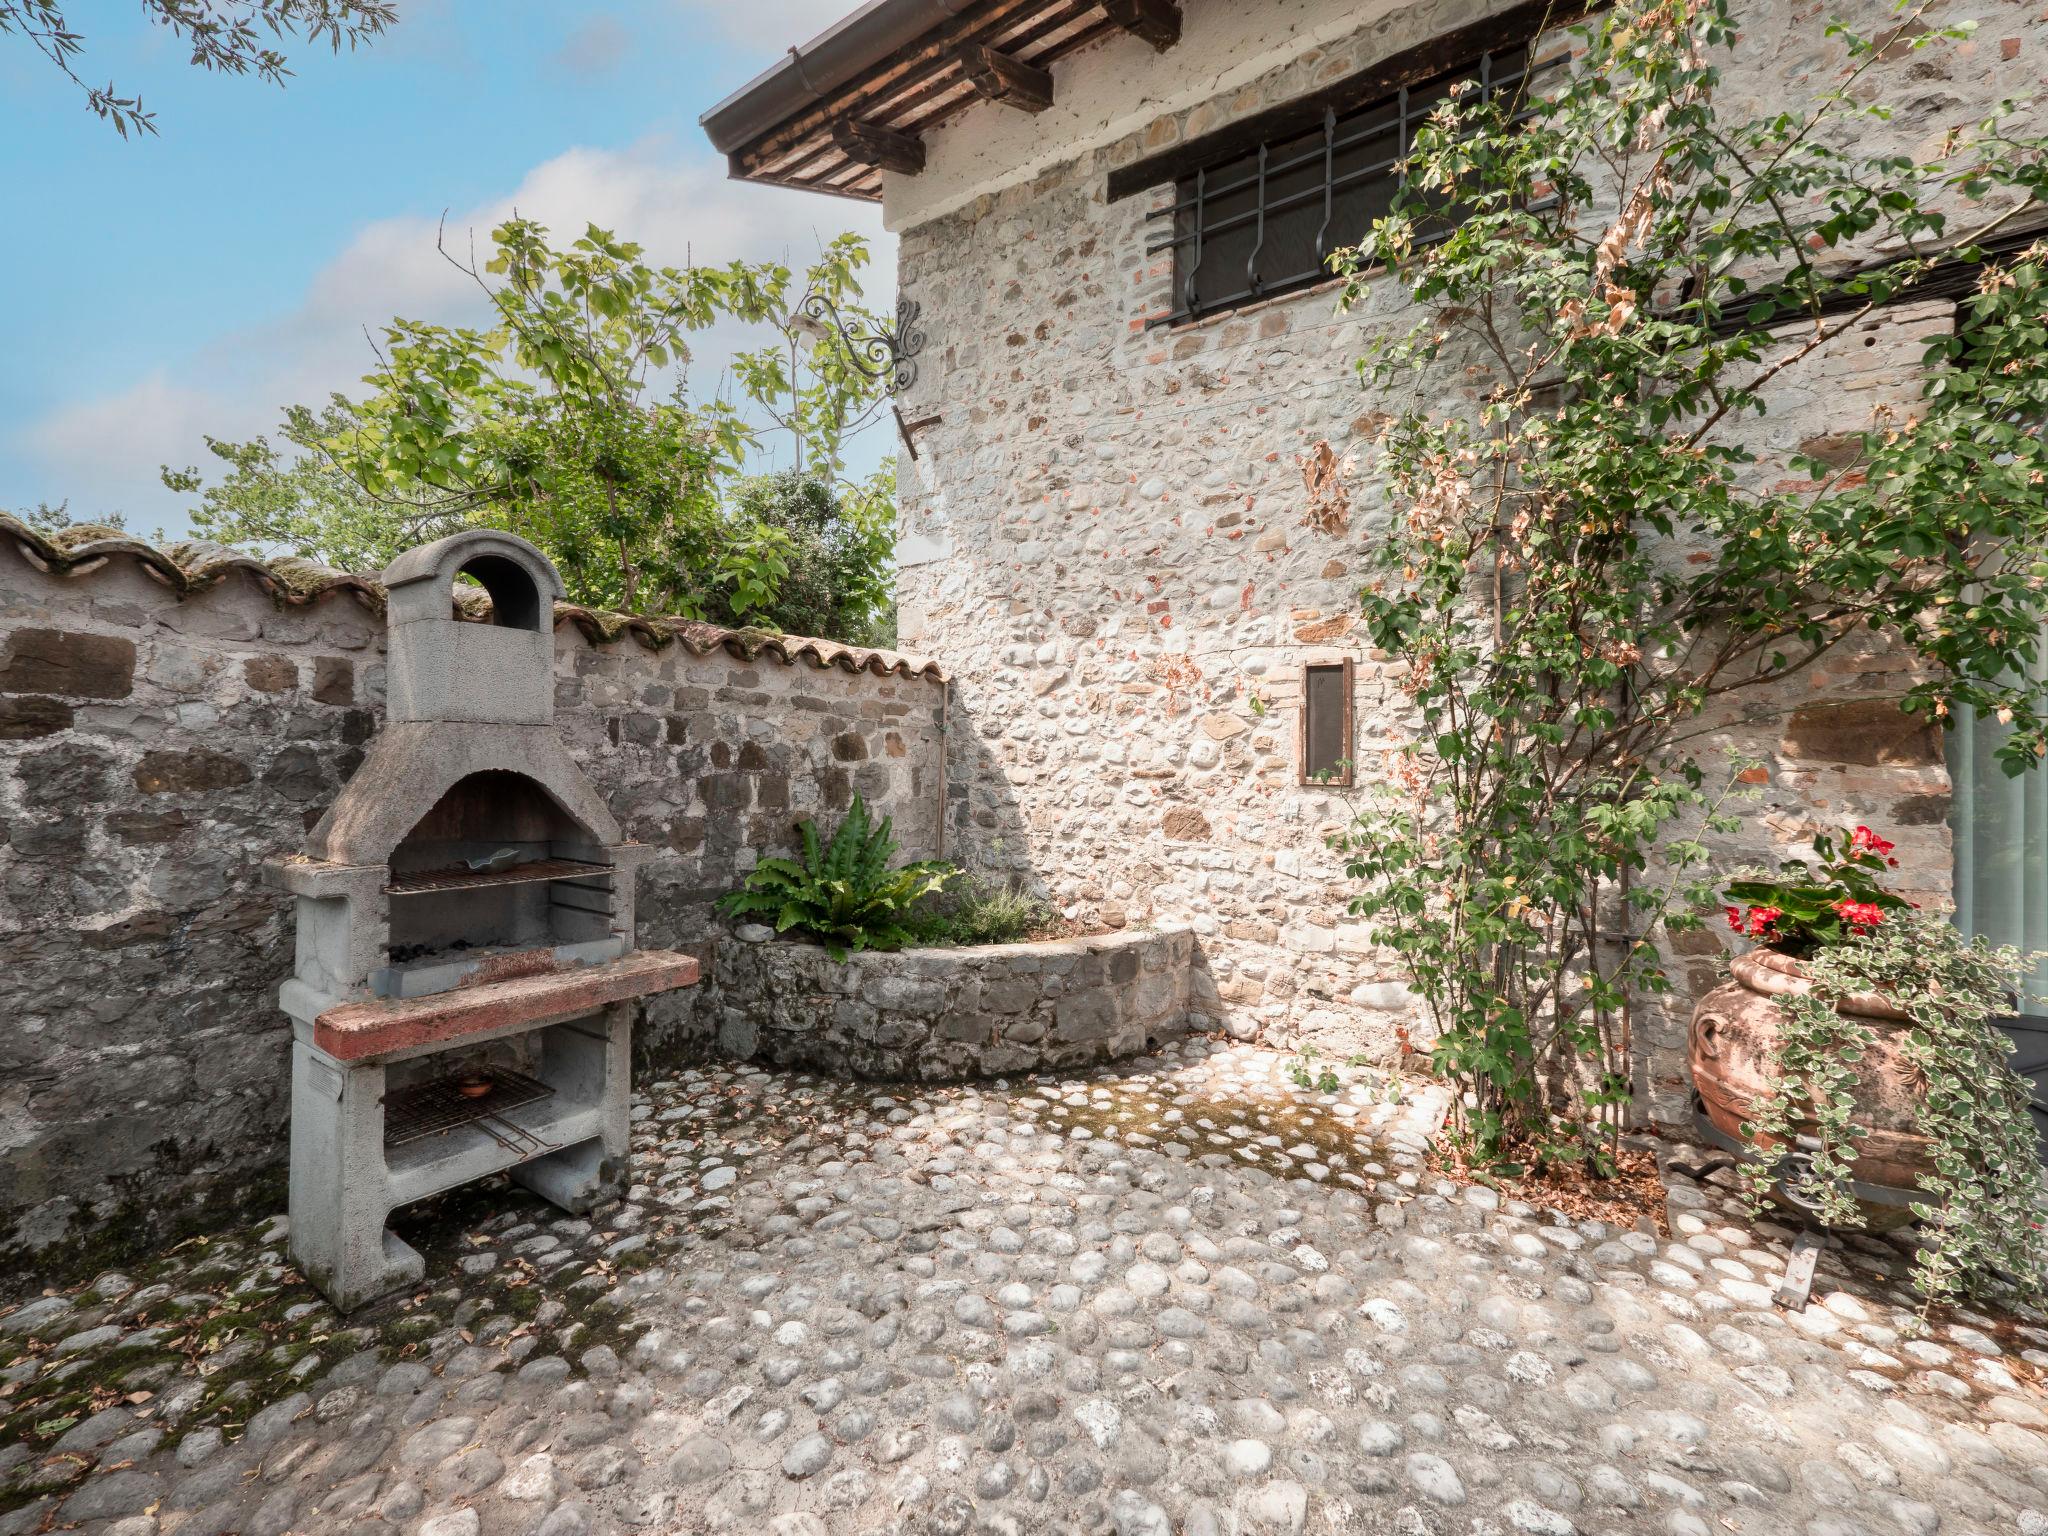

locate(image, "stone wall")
[[886, 0, 2037, 1103], [702, 925, 1202, 1080], [0, 524, 947, 1266]]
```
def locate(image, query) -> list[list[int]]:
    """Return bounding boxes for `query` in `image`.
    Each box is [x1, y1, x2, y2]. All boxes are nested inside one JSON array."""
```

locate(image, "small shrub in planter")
[[1704, 827, 2048, 1310], [907, 878, 1064, 948], [717, 795, 954, 959]]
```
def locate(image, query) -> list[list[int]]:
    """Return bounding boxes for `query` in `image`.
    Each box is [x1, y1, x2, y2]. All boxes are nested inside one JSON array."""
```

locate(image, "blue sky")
[[0, 0, 890, 537]]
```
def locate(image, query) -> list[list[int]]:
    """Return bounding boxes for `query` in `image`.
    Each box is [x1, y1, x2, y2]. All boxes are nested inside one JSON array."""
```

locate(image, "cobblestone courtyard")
[[5, 1038, 2047, 1536]]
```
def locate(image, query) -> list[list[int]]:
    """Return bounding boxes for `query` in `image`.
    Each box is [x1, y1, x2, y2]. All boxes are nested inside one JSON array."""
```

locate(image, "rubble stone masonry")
[[0, 528, 946, 1265], [703, 924, 1200, 1082], [888, 0, 2038, 1108]]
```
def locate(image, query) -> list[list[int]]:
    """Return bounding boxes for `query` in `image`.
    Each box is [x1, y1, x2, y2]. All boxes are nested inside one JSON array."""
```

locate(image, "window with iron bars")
[[1149, 42, 1538, 327]]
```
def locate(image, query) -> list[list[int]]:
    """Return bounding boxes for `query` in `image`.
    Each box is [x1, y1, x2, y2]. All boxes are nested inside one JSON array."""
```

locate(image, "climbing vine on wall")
[[1333, 0, 2048, 1167]]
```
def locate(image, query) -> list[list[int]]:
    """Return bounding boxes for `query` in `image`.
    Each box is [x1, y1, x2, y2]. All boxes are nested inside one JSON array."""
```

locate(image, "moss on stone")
[[0, 1164, 287, 1295]]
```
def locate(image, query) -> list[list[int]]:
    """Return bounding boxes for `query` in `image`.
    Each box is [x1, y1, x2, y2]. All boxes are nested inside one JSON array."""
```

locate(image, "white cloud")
[[15, 136, 892, 532], [27, 373, 234, 528]]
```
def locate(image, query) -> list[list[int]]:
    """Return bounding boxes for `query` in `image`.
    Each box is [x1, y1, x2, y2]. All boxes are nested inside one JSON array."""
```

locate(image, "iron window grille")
[[1148, 42, 1541, 327]]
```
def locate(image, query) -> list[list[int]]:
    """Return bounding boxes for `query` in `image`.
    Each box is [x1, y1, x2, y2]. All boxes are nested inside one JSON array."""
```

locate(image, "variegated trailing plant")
[[1330, 0, 2048, 1171], [1737, 909, 2048, 1311], [718, 795, 956, 959]]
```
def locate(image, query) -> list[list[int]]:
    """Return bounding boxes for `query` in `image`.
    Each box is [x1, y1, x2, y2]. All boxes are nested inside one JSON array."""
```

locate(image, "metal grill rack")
[[384, 857, 612, 896], [383, 1066, 555, 1149]]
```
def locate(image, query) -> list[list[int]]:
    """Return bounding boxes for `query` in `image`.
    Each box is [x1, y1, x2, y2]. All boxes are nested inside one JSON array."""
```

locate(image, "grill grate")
[[384, 857, 612, 897], [383, 1066, 555, 1148]]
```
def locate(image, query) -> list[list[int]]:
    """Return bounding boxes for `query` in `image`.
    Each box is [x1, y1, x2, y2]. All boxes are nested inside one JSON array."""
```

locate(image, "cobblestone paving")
[[5, 1038, 2048, 1536]]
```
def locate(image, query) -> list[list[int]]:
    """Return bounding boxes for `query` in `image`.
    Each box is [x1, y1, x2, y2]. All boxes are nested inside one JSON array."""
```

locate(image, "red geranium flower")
[[1744, 906, 1782, 938], [1725, 906, 1744, 933], [1850, 825, 1896, 858], [1834, 899, 1885, 933]]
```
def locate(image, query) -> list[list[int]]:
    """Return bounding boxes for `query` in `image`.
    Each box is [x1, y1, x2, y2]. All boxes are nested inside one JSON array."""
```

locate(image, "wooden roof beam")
[[1101, 0, 1179, 52], [831, 119, 927, 176], [956, 41, 1055, 113]]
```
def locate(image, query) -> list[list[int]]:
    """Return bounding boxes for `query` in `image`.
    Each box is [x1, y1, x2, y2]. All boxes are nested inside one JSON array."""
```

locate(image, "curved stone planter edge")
[[706, 923, 1207, 1082]]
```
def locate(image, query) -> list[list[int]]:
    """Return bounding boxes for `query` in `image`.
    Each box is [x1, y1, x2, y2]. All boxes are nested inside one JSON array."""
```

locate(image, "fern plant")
[[717, 796, 955, 959]]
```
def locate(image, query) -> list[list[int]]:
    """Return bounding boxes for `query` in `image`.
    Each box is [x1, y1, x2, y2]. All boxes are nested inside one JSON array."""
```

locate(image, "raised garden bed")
[[710, 924, 1200, 1081]]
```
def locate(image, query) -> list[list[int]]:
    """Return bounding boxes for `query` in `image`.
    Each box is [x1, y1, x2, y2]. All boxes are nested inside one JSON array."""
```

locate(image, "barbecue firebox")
[[267, 531, 697, 1312]]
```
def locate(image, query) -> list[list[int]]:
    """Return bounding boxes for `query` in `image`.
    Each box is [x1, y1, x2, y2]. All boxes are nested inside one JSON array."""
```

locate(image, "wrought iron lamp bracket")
[[797, 292, 926, 396]]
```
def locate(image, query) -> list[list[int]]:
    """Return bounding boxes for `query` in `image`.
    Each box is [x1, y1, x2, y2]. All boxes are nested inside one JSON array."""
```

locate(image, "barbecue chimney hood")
[[267, 530, 697, 1312]]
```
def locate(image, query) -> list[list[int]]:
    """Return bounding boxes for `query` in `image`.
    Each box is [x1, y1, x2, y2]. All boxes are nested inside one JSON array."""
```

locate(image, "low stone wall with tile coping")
[[700, 924, 1209, 1081], [0, 520, 948, 1272]]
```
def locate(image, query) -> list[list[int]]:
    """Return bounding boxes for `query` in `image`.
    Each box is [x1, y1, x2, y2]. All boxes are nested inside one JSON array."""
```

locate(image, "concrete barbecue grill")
[[265, 530, 698, 1312]]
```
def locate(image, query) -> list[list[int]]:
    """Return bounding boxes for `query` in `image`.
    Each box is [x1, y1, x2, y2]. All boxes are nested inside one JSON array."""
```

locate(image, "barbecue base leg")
[[510, 1004, 630, 1213], [511, 1135, 620, 1213], [288, 1044, 424, 1313]]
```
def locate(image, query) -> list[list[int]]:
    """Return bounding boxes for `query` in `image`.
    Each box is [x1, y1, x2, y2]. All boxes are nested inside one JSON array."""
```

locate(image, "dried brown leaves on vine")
[[1299, 441, 1353, 535]]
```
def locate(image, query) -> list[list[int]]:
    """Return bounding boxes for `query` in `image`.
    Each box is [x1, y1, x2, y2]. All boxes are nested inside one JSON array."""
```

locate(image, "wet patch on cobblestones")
[[1007, 1048, 1434, 1188]]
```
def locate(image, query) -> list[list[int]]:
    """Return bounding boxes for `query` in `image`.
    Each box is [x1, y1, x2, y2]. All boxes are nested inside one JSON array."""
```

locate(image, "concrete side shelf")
[[314, 949, 701, 1062]]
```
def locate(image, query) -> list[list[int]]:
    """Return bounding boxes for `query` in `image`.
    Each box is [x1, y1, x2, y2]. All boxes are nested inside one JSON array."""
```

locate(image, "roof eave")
[[698, 0, 958, 155]]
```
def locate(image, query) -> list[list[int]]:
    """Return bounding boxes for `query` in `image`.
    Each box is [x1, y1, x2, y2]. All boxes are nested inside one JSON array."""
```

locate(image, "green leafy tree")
[[720, 232, 900, 479], [329, 217, 768, 616], [1334, 0, 2048, 1167], [2, 0, 394, 137], [166, 220, 902, 639], [717, 470, 896, 644], [164, 401, 401, 573]]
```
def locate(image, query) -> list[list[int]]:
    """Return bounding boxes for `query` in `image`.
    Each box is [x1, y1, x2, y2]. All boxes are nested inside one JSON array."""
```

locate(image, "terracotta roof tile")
[[0, 514, 946, 683]]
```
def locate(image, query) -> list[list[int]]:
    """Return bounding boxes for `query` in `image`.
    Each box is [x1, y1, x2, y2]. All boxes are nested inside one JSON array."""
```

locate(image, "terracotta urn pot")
[[1689, 948, 1934, 1231]]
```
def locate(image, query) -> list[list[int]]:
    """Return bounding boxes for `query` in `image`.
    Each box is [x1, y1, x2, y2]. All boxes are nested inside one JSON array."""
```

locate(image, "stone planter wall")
[[701, 925, 1206, 1081]]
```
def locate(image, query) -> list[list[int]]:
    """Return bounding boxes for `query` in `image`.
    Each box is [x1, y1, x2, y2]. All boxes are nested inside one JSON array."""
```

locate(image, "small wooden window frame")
[[1298, 658, 1355, 787]]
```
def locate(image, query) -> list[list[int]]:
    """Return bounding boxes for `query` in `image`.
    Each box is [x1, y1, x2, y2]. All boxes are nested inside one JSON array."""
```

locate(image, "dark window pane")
[[1257, 124, 1332, 292], [1304, 664, 1350, 782], [1330, 105, 1402, 251]]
